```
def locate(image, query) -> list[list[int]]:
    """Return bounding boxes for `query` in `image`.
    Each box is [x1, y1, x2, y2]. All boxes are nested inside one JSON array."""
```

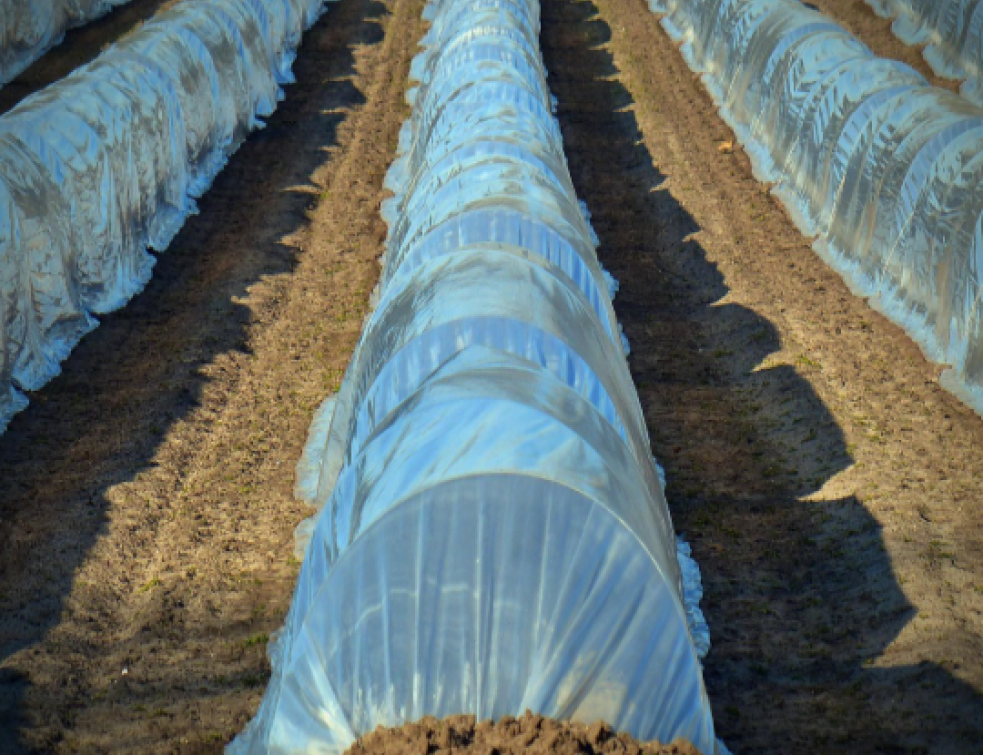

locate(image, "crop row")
[[0, 0, 329, 432], [1, 0, 133, 87], [231, 0, 718, 751], [654, 0, 983, 414]]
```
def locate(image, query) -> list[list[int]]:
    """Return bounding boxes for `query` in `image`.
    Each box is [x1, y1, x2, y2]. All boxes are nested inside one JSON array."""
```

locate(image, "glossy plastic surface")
[[650, 0, 983, 415], [230, 0, 718, 752], [0, 0, 330, 432], [866, 0, 983, 106], [0, 0, 135, 87]]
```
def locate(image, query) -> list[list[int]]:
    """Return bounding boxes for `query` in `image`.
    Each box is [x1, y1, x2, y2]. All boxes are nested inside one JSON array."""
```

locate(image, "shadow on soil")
[[540, 0, 983, 752], [0, 0, 388, 750]]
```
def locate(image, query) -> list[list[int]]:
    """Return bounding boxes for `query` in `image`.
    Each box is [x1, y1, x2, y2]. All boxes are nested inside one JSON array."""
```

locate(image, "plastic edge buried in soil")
[[0, 0, 336, 435], [230, 0, 723, 752], [648, 0, 983, 420]]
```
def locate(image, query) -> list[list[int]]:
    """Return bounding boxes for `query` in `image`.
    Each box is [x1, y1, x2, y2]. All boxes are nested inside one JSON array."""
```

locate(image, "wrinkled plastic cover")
[[649, 0, 983, 416], [865, 0, 983, 106], [0, 0, 331, 432], [0, 0, 133, 87], [229, 0, 718, 752]]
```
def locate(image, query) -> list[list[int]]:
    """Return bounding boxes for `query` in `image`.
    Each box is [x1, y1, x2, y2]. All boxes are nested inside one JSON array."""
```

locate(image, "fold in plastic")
[[230, 0, 718, 752], [865, 0, 983, 106], [0, 0, 331, 433], [650, 0, 983, 416], [1, 0, 131, 88]]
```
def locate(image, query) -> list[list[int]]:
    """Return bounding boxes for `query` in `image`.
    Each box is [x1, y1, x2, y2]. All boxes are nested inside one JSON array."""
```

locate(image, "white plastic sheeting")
[[0, 0, 331, 432], [229, 0, 719, 751], [1, 0, 133, 87], [651, 0, 983, 416], [865, 0, 983, 106]]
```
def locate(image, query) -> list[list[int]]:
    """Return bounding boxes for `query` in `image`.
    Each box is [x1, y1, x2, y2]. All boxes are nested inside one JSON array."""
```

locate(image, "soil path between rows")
[[2, 0, 983, 752], [0, 0, 426, 749], [540, 0, 983, 752]]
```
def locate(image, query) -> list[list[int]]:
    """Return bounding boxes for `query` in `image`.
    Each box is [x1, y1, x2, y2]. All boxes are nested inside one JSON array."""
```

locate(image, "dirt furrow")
[[540, 0, 983, 752], [0, 0, 424, 750]]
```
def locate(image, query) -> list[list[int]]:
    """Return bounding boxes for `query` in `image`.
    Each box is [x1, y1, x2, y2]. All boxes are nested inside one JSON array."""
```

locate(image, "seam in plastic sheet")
[[0, 0, 335, 434], [649, 0, 983, 418], [231, 0, 721, 751]]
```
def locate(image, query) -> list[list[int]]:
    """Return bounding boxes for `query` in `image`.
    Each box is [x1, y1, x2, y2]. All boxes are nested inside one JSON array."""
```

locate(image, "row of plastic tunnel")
[[2, 0, 983, 751], [652, 0, 983, 413], [230, 0, 721, 749], [5, 0, 983, 433], [869, 0, 983, 105], [6, 0, 983, 434], [2, 1, 129, 86], [0, 0, 722, 749], [0, 0, 333, 433], [232, 0, 983, 749]]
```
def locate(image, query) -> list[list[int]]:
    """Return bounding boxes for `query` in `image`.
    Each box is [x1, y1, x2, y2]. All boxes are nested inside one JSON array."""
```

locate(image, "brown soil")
[[1, 0, 982, 752], [0, 0, 426, 750], [346, 714, 699, 755], [0, 0, 184, 116], [803, 0, 962, 95], [540, 0, 983, 753]]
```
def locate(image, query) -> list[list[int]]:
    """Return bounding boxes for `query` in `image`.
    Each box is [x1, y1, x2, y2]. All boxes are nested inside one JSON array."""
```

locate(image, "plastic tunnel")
[[229, 0, 718, 752], [0, 0, 331, 433], [865, 0, 983, 105], [1, 0, 136, 87], [650, 0, 983, 416]]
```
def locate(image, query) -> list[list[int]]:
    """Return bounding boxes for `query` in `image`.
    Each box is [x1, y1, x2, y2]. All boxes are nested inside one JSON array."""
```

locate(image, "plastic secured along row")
[[866, 0, 983, 105], [651, 0, 983, 415], [1, 0, 133, 87], [229, 0, 719, 752], [0, 0, 331, 433]]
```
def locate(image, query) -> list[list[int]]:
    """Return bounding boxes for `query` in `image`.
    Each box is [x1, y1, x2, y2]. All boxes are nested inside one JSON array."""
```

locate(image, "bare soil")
[[346, 715, 699, 755], [539, 0, 983, 752], [0, 0, 426, 750], [2, 0, 983, 753]]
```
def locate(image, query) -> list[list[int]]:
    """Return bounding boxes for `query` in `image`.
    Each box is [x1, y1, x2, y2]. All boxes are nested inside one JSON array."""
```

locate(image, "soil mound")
[[345, 713, 700, 755]]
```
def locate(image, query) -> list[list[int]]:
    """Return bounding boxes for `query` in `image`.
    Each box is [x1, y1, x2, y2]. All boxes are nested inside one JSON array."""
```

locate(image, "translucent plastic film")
[[649, 0, 983, 415], [0, 0, 132, 87], [230, 0, 718, 752], [865, 0, 983, 106], [0, 0, 331, 432]]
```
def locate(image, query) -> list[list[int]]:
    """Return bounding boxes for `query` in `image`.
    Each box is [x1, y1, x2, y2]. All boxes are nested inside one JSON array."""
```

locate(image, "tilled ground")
[[346, 714, 699, 755], [540, 0, 983, 752], [2, 0, 983, 753], [803, 0, 961, 95], [0, 0, 426, 750]]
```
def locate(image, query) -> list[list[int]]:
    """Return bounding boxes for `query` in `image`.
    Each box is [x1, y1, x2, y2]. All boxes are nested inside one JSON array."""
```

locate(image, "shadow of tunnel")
[[0, 0, 390, 750], [539, 0, 983, 752]]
